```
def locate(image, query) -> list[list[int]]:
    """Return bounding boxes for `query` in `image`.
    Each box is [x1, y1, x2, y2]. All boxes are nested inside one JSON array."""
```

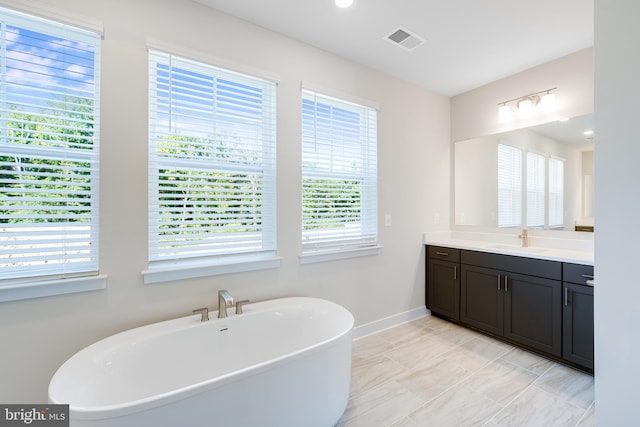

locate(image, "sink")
[[488, 244, 547, 253]]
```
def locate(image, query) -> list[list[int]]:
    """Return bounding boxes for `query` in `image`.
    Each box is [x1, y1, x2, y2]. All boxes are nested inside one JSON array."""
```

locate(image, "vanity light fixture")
[[335, 0, 354, 8], [497, 87, 557, 123]]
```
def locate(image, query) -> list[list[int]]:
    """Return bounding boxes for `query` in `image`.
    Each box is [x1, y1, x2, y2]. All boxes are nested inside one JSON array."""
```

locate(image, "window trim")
[[0, 275, 105, 303], [0, 7, 102, 301], [142, 254, 282, 285], [299, 85, 379, 263], [146, 50, 278, 278]]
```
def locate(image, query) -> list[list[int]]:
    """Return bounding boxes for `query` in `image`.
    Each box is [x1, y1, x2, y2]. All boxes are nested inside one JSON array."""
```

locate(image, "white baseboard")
[[352, 306, 430, 340]]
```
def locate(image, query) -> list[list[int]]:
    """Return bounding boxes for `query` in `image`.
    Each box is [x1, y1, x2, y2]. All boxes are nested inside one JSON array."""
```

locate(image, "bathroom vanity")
[[425, 240, 594, 373]]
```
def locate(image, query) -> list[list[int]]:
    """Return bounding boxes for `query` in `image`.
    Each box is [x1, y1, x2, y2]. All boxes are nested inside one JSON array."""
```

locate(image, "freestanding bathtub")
[[48, 297, 354, 427]]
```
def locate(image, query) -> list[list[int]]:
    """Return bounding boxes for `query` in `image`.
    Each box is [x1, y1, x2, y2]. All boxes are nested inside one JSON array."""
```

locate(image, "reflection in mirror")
[[455, 114, 594, 231]]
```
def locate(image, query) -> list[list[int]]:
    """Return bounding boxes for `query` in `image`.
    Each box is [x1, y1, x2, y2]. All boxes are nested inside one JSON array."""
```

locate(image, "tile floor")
[[338, 315, 595, 427]]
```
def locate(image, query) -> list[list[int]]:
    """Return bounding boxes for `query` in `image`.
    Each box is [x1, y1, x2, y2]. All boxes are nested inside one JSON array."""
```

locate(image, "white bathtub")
[[49, 297, 354, 427]]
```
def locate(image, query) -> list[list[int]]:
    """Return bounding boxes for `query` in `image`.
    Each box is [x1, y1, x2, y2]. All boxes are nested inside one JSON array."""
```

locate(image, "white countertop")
[[424, 231, 594, 266]]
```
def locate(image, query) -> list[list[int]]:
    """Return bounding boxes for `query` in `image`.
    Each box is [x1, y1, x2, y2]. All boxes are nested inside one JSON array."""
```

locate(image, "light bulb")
[[335, 0, 354, 8], [498, 105, 511, 123], [518, 98, 533, 119], [540, 92, 556, 113]]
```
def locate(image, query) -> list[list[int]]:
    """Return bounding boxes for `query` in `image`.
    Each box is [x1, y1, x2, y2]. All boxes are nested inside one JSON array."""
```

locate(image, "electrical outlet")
[[434, 213, 440, 225]]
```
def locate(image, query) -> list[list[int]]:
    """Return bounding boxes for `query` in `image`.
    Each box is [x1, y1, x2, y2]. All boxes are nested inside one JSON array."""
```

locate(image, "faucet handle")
[[192, 307, 209, 322], [235, 300, 250, 315]]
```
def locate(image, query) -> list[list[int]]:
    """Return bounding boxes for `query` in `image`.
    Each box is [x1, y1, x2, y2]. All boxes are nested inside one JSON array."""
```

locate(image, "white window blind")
[[301, 90, 377, 252], [148, 51, 276, 263], [548, 157, 564, 227], [0, 8, 100, 282], [497, 144, 522, 228], [526, 152, 546, 228]]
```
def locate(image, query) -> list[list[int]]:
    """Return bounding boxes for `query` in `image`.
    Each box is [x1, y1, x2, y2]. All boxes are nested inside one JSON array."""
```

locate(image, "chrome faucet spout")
[[217, 289, 234, 319]]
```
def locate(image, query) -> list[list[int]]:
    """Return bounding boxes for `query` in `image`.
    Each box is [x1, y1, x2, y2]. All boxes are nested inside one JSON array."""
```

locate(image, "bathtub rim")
[[48, 296, 354, 421]]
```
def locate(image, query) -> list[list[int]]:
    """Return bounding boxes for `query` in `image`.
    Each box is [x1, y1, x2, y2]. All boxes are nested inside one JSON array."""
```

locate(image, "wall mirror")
[[454, 114, 594, 231]]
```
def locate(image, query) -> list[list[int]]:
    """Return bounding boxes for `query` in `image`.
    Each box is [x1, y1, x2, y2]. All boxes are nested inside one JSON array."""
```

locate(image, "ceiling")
[[194, 0, 593, 97]]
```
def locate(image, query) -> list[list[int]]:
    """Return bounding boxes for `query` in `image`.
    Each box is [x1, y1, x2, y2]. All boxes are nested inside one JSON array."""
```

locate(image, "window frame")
[[145, 50, 280, 284], [299, 87, 380, 264], [0, 7, 104, 302]]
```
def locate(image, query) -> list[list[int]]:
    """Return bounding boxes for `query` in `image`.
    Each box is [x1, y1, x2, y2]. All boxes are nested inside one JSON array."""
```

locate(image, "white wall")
[[0, 0, 450, 402], [594, 0, 640, 423], [451, 48, 594, 143]]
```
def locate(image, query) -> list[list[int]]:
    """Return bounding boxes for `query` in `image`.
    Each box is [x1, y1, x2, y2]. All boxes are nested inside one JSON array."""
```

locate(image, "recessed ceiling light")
[[583, 130, 594, 136], [335, 0, 354, 8]]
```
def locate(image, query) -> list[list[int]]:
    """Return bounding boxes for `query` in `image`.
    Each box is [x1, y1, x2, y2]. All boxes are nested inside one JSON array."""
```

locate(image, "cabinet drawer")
[[428, 246, 460, 262], [563, 263, 594, 286], [461, 250, 561, 280]]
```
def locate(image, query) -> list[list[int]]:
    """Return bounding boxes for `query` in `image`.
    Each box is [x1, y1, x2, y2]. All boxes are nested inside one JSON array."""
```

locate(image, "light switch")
[[384, 214, 392, 226]]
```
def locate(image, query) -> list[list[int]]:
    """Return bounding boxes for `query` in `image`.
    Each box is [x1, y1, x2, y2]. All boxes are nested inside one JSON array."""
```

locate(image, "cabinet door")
[[460, 265, 503, 335], [563, 283, 594, 370], [427, 259, 460, 320], [504, 273, 562, 357]]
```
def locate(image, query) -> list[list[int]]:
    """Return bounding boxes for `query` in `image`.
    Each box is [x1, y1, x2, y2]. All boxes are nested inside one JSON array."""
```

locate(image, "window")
[[497, 144, 522, 228], [0, 8, 102, 298], [301, 89, 378, 260], [498, 144, 566, 230], [548, 157, 565, 227], [526, 152, 546, 228], [147, 51, 277, 282]]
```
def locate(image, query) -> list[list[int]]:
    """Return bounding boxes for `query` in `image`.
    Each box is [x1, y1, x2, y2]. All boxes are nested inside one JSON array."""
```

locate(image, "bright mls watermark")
[[0, 405, 68, 426]]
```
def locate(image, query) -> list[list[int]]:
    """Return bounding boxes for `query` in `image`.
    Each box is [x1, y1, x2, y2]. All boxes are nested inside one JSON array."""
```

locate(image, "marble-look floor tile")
[[491, 385, 586, 427], [345, 315, 595, 427], [389, 417, 421, 427], [375, 321, 432, 349], [409, 384, 502, 426], [577, 403, 595, 427], [385, 333, 459, 369], [352, 334, 396, 364], [339, 380, 424, 427], [499, 346, 555, 376], [395, 355, 471, 402], [350, 354, 406, 397], [442, 337, 511, 372], [463, 358, 538, 404], [414, 314, 452, 331], [535, 363, 594, 409]]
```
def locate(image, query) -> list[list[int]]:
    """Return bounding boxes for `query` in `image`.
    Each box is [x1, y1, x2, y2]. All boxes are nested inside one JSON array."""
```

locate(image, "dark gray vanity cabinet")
[[562, 263, 595, 371], [425, 245, 594, 371], [426, 246, 460, 320], [460, 250, 562, 357]]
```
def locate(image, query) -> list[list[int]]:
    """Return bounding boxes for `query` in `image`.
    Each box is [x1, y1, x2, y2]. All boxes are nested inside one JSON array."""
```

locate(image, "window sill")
[[299, 245, 383, 264], [142, 255, 283, 284], [0, 275, 107, 303]]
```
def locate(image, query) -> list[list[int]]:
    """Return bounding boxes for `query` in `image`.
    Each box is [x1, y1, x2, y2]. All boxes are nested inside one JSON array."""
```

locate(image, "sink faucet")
[[518, 229, 529, 247], [217, 289, 234, 319]]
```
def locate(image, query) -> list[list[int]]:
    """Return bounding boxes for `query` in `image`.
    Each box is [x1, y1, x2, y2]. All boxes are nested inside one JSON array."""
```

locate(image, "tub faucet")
[[518, 229, 529, 247], [217, 289, 235, 319]]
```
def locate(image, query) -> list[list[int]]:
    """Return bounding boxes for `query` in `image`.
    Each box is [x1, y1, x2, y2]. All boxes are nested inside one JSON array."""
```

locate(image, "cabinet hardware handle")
[[436, 251, 449, 256], [586, 279, 595, 287], [504, 275, 509, 292], [581, 274, 594, 280], [453, 266, 457, 281], [564, 287, 569, 306], [497, 274, 501, 291]]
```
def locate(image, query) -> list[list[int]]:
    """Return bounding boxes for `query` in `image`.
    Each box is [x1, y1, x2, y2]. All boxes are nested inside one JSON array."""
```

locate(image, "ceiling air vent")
[[385, 26, 425, 51]]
